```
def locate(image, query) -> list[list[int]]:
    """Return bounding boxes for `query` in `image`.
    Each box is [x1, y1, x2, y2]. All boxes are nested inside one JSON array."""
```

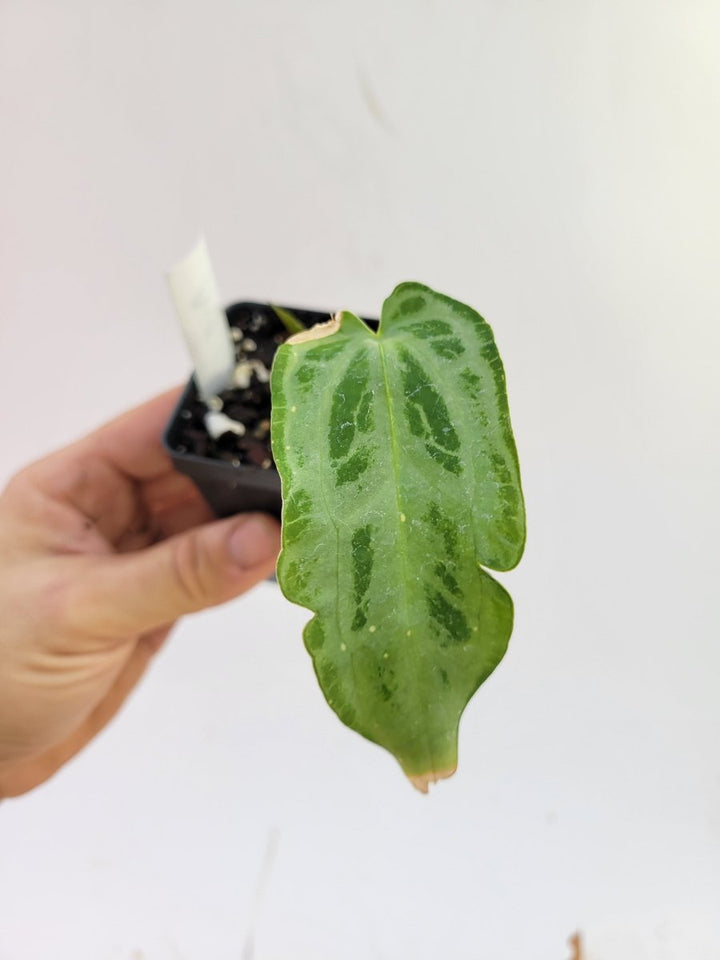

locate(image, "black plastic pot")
[[164, 373, 283, 518], [163, 301, 375, 520]]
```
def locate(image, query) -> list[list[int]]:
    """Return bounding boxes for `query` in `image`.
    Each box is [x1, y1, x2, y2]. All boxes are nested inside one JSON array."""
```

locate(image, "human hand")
[[0, 389, 280, 798]]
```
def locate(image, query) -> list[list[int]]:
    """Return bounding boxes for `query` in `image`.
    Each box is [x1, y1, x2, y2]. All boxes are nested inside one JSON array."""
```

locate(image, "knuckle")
[[46, 563, 93, 636], [171, 532, 214, 609], [45, 574, 74, 627]]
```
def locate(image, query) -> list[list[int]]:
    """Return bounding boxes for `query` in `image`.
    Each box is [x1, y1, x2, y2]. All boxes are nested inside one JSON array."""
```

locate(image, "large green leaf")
[[271, 282, 525, 791]]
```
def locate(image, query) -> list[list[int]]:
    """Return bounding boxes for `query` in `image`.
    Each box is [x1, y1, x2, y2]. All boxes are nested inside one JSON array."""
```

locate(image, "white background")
[[1, 2, 719, 958]]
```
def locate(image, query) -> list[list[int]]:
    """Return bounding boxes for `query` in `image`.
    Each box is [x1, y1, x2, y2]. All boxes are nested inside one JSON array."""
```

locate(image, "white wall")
[[1, 2, 719, 958]]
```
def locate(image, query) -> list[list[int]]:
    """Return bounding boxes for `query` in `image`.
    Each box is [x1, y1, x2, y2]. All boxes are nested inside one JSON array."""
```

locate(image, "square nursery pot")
[[163, 301, 376, 520]]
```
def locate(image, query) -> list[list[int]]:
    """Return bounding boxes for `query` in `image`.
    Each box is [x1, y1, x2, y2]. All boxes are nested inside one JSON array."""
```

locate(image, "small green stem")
[[270, 304, 307, 336]]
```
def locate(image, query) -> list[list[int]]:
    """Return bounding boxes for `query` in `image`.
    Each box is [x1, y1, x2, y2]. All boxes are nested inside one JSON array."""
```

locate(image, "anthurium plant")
[[271, 282, 525, 791]]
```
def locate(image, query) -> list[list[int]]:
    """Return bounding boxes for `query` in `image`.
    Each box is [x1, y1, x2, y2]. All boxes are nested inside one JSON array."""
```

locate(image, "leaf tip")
[[407, 765, 457, 794]]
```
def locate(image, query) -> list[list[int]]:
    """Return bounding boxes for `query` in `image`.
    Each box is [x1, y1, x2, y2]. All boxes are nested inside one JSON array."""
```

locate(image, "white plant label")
[[167, 237, 236, 399]]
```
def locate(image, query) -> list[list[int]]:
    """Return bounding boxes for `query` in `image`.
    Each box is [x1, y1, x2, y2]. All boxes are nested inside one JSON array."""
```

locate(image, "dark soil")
[[170, 302, 331, 470]]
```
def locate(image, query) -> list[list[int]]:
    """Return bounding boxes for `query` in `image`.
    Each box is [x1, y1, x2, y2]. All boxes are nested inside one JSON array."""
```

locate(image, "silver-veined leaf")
[[271, 283, 525, 791]]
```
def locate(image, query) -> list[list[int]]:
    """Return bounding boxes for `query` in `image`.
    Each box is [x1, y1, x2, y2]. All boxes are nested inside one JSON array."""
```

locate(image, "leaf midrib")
[[376, 335, 438, 774], [376, 339, 408, 624]]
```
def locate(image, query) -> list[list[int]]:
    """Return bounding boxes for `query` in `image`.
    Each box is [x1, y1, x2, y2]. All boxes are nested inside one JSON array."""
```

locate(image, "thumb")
[[69, 514, 281, 636]]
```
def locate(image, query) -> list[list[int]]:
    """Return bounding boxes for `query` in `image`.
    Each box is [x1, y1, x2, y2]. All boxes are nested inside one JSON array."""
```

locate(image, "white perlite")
[[233, 359, 270, 389], [204, 410, 246, 439], [166, 237, 236, 399]]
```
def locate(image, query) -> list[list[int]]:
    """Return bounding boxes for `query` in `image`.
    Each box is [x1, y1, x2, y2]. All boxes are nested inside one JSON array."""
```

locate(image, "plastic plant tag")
[[166, 237, 236, 399]]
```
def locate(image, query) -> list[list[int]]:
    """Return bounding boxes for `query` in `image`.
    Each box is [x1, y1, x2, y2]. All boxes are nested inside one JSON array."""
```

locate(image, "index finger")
[[89, 386, 184, 482]]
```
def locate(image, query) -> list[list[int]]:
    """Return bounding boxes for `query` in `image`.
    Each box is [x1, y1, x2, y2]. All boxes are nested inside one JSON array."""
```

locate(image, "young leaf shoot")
[[270, 304, 307, 336]]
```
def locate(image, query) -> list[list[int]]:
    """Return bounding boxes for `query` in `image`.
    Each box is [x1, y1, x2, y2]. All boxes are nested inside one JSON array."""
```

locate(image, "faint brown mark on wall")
[[357, 68, 394, 134]]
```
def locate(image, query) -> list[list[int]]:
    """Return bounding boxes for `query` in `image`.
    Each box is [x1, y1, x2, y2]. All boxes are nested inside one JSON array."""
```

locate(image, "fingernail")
[[228, 515, 280, 568]]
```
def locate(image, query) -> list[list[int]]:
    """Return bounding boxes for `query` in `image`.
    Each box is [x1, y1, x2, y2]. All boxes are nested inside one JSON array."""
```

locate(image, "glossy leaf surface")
[[271, 283, 525, 790]]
